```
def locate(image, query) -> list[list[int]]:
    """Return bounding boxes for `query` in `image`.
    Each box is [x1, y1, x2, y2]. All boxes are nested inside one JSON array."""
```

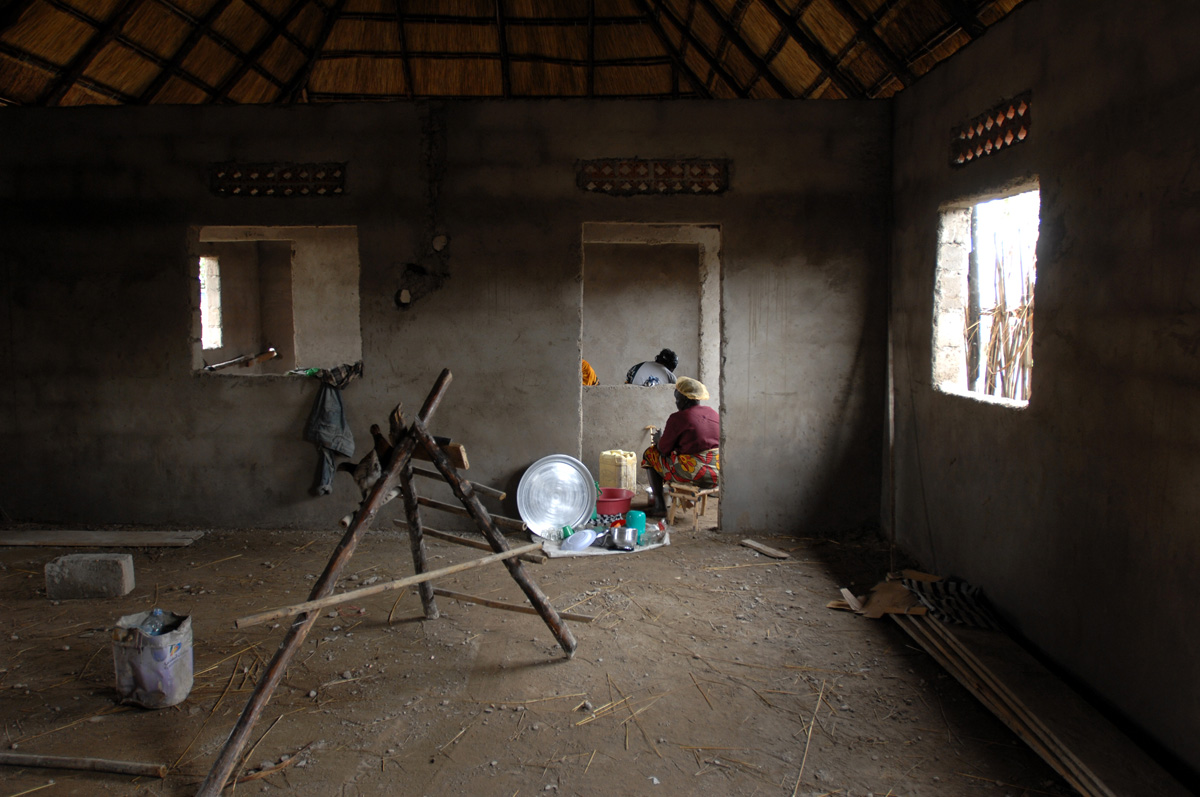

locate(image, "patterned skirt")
[[641, 446, 720, 489]]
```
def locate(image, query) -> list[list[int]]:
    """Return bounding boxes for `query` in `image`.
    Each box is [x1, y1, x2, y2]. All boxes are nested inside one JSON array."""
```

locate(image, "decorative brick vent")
[[950, 93, 1031, 168], [577, 159, 729, 195], [210, 162, 346, 197]]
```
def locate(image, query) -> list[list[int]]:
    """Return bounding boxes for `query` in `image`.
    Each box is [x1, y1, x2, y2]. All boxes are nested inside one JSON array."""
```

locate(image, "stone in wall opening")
[[192, 226, 362, 376], [932, 187, 1040, 404]]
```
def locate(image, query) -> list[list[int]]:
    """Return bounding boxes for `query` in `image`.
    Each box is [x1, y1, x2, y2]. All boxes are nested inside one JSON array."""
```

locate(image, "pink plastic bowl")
[[596, 487, 634, 516]]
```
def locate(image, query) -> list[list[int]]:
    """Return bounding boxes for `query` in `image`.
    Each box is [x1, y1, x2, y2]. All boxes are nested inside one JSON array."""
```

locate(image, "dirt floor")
[[0, 493, 1075, 797]]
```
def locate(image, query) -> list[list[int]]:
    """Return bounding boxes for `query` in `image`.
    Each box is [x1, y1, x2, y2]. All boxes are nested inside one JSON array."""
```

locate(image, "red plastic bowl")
[[596, 487, 634, 515]]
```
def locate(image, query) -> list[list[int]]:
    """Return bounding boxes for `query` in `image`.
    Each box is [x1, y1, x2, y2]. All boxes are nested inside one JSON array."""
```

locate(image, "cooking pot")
[[609, 526, 638, 551]]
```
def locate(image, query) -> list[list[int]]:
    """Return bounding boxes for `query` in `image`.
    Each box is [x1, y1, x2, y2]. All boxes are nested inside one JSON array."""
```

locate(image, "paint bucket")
[[112, 610, 194, 708], [599, 450, 637, 493]]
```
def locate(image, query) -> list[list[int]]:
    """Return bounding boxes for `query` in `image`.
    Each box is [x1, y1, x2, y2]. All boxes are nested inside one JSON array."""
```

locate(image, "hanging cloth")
[[303, 361, 364, 496]]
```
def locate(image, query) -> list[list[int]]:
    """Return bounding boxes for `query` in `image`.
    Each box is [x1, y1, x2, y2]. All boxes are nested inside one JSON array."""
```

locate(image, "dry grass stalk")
[[689, 672, 715, 710], [7, 782, 57, 797], [792, 679, 826, 797]]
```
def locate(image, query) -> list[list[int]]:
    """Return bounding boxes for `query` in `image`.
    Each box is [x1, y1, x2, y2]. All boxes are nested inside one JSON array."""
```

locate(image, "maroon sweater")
[[657, 405, 720, 456]]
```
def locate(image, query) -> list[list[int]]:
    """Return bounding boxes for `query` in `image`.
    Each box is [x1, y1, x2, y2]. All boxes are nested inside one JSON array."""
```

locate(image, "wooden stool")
[[666, 482, 719, 532]]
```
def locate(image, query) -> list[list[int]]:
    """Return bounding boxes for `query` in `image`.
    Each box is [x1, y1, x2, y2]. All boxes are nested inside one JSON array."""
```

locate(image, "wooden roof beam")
[[495, 0, 510, 98], [825, 0, 915, 88], [155, 0, 286, 93], [242, 0, 311, 53], [39, 0, 147, 106], [635, 0, 710, 99], [586, 0, 593, 97], [641, 0, 746, 98], [210, 0, 313, 103], [758, 0, 864, 99], [934, 0, 985, 39], [392, 0, 414, 99], [280, 0, 346, 103], [695, 0, 793, 98], [742, 0, 813, 93], [338, 12, 646, 26], [0, 0, 37, 37], [137, 0, 235, 103]]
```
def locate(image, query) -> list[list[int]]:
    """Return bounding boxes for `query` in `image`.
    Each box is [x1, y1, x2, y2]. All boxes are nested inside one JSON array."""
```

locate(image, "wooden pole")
[[416, 495, 526, 531], [411, 417, 577, 658], [432, 587, 596, 622], [0, 752, 167, 778], [196, 369, 453, 797], [399, 461, 438, 618], [392, 521, 546, 564], [235, 543, 544, 629], [412, 465, 505, 500]]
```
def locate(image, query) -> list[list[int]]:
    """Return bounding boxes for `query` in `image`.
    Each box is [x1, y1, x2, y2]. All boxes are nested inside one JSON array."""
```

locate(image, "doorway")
[[579, 223, 722, 499]]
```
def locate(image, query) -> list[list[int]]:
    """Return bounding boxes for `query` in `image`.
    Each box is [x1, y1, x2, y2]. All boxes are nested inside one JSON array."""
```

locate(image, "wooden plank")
[[413, 442, 469, 469], [416, 496, 525, 530], [432, 588, 596, 622], [393, 521, 545, 564], [0, 530, 204, 547], [948, 623, 1193, 797], [412, 465, 503, 499], [740, 538, 789, 559], [235, 542, 544, 629]]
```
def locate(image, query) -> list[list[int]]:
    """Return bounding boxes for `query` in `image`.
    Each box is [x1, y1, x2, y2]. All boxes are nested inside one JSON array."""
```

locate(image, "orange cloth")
[[581, 359, 599, 386]]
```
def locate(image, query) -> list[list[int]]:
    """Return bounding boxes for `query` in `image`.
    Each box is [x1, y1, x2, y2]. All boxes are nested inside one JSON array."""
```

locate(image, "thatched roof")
[[0, 0, 1027, 106]]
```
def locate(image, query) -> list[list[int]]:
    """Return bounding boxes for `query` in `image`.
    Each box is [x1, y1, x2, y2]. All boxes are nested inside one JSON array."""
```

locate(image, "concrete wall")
[[890, 0, 1200, 778], [0, 100, 888, 538], [582, 242, 699, 386]]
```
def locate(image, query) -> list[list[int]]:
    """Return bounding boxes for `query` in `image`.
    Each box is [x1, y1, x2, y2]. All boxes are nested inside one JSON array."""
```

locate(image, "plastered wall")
[[890, 0, 1200, 779], [0, 100, 888, 540]]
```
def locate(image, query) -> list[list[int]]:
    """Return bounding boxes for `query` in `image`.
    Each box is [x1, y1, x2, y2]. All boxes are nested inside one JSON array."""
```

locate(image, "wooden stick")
[[740, 539, 790, 559], [0, 751, 167, 778], [399, 461, 439, 619], [235, 543, 544, 629], [196, 369, 454, 797], [416, 496, 526, 530], [393, 521, 545, 563], [411, 417, 577, 658], [431, 588, 596, 622], [413, 466, 505, 500]]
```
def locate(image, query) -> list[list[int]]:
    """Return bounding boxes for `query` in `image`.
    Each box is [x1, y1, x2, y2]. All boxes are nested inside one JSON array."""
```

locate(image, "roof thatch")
[[0, 0, 1028, 106]]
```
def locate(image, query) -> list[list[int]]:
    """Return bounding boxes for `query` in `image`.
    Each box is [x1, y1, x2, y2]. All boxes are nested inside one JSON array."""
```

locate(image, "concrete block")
[[44, 553, 135, 600]]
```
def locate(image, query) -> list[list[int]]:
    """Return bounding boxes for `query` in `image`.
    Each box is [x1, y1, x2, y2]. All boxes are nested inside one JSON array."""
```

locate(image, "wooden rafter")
[[635, 0, 711, 99], [242, 0, 311, 54], [826, 0, 915, 88], [280, 0, 345, 103], [210, 0, 313, 104], [0, 40, 137, 102], [136, 0, 235, 103], [39, 0, 146, 106], [0, 0, 36, 37], [337, 11, 646, 26], [703, 0, 747, 89], [317, 51, 671, 69], [494, 0, 510, 98], [696, 0, 793, 98], [393, 0, 414, 99], [673, 0, 696, 96], [759, 0, 864, 99], [643, 0, 746, 98], [935, 0, 985, 39], [586, 0, 594, 97], [155, 0, 285, 92], [743, 0, 813, 93]]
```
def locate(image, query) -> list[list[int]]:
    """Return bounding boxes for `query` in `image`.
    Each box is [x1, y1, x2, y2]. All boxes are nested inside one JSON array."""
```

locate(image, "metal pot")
[[609, 526, 638, 551]]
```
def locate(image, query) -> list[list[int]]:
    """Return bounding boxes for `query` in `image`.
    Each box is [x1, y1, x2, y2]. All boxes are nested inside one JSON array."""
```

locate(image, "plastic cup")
[[625, 510, 646, 544]]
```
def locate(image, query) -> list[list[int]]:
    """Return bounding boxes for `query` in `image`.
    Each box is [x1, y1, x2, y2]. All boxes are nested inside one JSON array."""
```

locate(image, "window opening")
[[198, 255, 222, 350], [933, 188, 1040, 404]]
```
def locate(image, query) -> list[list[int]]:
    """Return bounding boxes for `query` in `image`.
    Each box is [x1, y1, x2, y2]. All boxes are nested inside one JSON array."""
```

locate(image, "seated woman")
[[641, 376, 720, 517]]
